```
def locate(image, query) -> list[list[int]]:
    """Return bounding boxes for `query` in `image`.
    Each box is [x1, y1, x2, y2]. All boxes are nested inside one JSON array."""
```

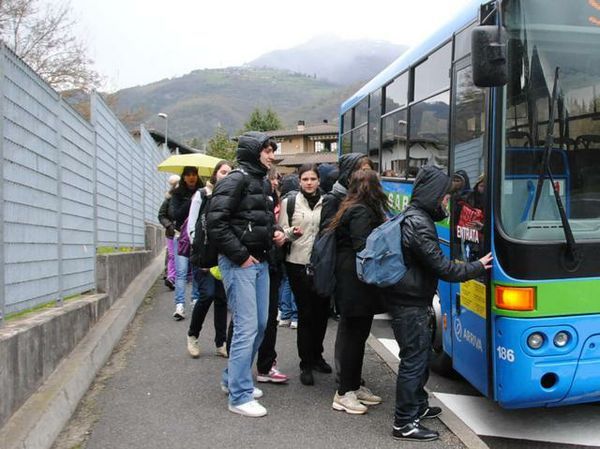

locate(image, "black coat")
[[157, 196, 175, 238], [384, 166, 485, 309], [334, 204, 385, 317], [169, 185, 198, 232], [207, 132, 275, 266]]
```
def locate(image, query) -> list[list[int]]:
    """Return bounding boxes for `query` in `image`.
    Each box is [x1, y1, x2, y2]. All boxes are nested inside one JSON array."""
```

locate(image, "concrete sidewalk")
[[51, 280, 469, 449]]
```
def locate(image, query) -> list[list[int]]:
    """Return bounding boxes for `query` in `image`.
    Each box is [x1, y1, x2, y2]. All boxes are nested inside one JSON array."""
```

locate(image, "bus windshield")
[[500, 0, 600, 242]]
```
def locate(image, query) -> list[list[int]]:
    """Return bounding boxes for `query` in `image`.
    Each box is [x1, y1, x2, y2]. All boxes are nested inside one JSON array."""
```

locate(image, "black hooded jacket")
[[169, 182, 202, 232], [384, 166, 485, 308], [207, 132, 275, 265], [320, 153, 366, 230]]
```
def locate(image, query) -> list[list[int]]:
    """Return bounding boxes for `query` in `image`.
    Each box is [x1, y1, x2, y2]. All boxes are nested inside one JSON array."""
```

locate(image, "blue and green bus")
[[339, 0, 600, 408]]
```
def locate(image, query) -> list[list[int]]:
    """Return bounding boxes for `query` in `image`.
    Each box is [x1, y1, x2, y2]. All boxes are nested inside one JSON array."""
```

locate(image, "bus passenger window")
[[409, 91, 450, 172], [381, 109, 407, 175]]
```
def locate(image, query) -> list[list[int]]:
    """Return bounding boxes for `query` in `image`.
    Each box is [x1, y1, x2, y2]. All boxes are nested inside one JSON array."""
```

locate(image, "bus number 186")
[[496, 346, 515, 362]]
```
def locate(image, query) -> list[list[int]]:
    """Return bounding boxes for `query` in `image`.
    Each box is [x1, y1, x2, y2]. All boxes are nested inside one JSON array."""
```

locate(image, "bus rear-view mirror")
[[472, 25, 508, 87]]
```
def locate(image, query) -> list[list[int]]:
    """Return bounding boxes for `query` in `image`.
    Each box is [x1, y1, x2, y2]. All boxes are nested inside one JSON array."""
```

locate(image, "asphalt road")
[[52, 280, 468, 449]]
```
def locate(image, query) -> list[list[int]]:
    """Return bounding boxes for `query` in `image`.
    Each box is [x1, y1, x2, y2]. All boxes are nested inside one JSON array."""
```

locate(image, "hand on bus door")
[[478, 252, 493, 270]]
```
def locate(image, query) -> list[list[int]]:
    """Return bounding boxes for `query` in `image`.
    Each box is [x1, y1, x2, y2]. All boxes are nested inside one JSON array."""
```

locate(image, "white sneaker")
[[355, 385, 382, 405], [215, 344, 228, 358], [332, 391, 368, 415], [290, 320, 298, 329], [187, 335, 200, 358], [228, 400, 267, 417], [173, 303, 185, 320], [278, 319, 291, 327], [191, 299, 197, 309], [220, 384, 263, 399]]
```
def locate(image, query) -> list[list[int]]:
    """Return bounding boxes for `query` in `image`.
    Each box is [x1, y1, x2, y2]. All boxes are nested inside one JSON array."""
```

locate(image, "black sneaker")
[[164, 278, 175, 290], [300, 369, 314, 386], [419, 406, 442, 419], [313, 359, 332, 374], [392, 421, 439, 442]]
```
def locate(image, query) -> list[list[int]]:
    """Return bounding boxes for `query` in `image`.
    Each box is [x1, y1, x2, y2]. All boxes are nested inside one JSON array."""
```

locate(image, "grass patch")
[[5, 293, 84, 322], [96, 246, 141, 255]]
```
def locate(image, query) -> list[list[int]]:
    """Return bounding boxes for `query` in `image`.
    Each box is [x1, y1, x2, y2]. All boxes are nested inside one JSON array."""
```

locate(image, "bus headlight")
[[527, 332, 544, 349], [553, 331, 570, 347]]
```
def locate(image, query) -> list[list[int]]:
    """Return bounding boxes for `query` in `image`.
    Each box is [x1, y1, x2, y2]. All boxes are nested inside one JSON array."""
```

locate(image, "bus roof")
[[340, 0, 483, 113]]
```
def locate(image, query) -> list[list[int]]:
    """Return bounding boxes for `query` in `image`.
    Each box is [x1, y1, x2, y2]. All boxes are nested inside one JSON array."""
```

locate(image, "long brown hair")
[[209, 160, 234, 185], [327, 169, 390, 231]]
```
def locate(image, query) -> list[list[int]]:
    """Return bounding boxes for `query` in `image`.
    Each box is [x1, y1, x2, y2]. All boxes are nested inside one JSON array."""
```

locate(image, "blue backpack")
[[356, 212, 408, 287]]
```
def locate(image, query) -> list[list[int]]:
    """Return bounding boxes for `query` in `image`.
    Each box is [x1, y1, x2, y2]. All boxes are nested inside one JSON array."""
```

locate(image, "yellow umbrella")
[[157, 153, 223, 177]]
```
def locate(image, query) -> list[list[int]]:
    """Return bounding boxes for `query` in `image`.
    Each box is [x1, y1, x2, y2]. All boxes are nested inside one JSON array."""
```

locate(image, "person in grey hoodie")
[[320, 153, 374, 230]]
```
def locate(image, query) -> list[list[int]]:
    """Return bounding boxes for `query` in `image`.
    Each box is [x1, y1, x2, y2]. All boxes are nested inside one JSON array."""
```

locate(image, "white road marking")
[[434, 393, 600, 446], [379, 338, 400, 360], [376, 335, 600, 447]]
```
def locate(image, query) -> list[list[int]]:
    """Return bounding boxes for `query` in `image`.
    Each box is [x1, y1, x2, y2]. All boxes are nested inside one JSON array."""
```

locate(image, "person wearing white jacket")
[[279, 164, 332, 387]]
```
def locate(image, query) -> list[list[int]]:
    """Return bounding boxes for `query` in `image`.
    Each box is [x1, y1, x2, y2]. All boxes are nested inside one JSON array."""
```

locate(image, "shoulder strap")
[[286, 194, 296, 227], [198, 188, 208, 210]]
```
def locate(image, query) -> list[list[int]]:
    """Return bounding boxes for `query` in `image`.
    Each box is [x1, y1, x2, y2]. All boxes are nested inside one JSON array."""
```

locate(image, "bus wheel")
[[428, 295, 455, 377]]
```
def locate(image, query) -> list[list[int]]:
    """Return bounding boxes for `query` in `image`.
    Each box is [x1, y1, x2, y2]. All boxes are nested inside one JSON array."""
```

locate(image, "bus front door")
[[448, 60, 490, 395]]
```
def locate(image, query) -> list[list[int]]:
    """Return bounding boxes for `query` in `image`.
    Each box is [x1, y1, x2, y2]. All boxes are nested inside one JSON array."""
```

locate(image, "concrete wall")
[[0, 223, 164, 428], [0, 293, 111, 428]]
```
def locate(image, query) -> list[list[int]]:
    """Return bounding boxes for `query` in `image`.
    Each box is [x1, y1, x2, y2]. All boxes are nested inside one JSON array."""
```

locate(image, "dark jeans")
[[335, 315, 373, 395], [226, 269, 281, 375], [389, 305, 431, 426], [188, 271, 227, 347], [286, 263, 330, 370]]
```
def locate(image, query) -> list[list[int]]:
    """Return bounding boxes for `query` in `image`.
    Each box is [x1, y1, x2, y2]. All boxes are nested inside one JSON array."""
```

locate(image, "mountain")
[[113, 67, 359, 143], [248, 35, 407, 86], [111, 37, 406, 144]]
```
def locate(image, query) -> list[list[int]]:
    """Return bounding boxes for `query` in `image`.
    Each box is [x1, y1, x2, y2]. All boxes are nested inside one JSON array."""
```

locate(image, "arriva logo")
[[454, 317, 483, 352]]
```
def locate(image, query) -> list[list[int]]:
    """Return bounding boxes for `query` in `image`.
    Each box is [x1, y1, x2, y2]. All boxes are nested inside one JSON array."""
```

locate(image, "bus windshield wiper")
[[531, 67, 582, 271]]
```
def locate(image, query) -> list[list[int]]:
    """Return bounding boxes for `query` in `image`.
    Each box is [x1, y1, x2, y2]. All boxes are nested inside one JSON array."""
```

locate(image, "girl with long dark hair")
[[327, 169, 390, 414], [186, 160, 233, 357], [169, 166, 203, 320]]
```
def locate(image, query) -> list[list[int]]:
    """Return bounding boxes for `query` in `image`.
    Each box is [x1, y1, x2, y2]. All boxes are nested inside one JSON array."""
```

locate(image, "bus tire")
[[428, 295, 456, 377]]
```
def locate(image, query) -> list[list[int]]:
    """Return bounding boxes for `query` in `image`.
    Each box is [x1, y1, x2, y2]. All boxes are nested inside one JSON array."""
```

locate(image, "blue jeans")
[[278, 273, 297, 321], [173, 235, 200, 306], [219, 255, 269, 406]]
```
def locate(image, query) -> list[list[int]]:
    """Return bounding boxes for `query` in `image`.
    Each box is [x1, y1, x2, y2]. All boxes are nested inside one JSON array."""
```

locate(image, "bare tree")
[[0, 0, 101, 92]]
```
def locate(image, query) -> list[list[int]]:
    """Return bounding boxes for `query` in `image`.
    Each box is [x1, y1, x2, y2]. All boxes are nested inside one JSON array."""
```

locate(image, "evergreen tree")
[[242, 107, 283, 132], [207, 127, 236, 161]]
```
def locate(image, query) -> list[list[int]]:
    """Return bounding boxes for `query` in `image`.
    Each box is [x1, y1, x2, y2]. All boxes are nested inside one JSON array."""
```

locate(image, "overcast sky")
[[70, 0, 472, 91]]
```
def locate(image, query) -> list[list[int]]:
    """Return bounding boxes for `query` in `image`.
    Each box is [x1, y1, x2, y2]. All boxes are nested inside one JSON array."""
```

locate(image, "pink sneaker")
[[257, 366, 289, 383]]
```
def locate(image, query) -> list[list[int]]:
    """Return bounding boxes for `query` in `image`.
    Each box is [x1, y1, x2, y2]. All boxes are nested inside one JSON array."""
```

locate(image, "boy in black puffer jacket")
[[384, 165, 492, 442], [207, 131, 286, 418]]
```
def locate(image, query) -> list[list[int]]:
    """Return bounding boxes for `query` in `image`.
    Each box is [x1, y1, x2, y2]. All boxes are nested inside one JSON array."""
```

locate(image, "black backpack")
[[308, 229, 337, 297], [190, 189, 218, 268]]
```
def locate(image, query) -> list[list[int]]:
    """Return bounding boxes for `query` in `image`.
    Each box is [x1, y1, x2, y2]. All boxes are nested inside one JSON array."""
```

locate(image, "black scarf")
[[301, 189, 321, 210]]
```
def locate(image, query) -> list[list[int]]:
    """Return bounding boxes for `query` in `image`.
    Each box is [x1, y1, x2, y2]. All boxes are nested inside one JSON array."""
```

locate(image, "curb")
[[0, 255, 165, 449], [367, 335, 491, 449]]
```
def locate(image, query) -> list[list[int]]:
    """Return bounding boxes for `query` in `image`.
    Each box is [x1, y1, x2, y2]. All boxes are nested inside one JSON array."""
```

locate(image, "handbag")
[[177, 218, 191, 257]]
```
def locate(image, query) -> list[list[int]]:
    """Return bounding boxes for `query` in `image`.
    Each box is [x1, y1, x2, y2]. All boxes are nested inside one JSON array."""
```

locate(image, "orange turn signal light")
[[495, 286, 535, 311]]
